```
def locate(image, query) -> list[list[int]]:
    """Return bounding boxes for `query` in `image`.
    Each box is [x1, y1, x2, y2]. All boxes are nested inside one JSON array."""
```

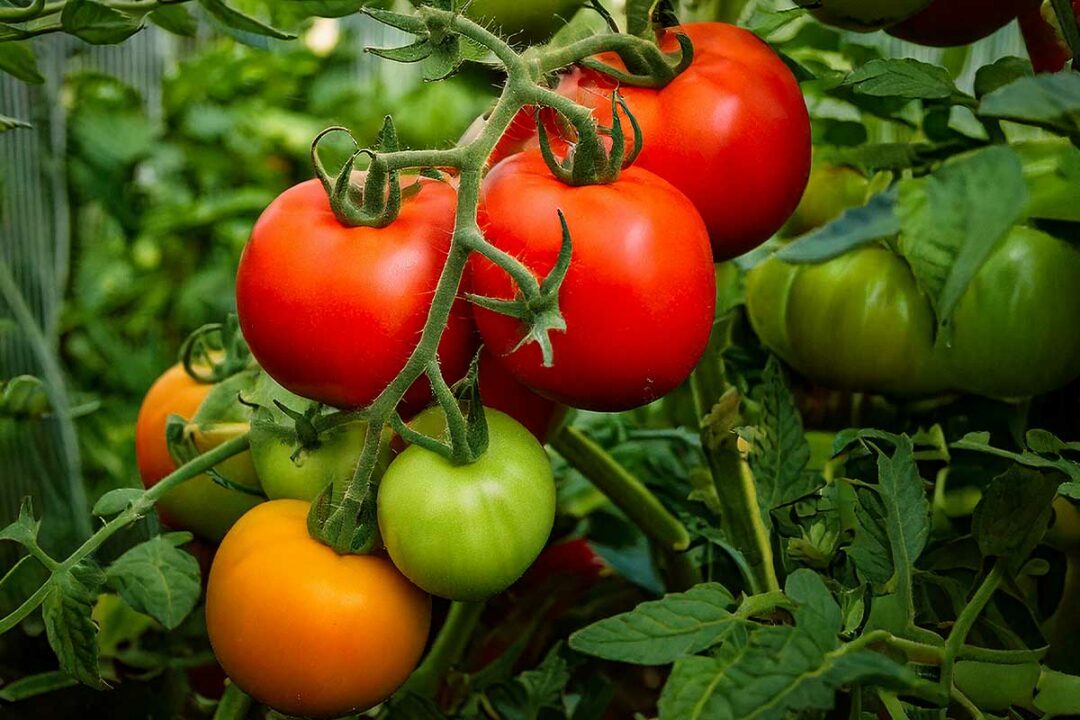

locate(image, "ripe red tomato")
[[236, 178, 475, 411], [470, 151, 716, 412], [555, 23, 811, 260], [478, 348, 566, 442], [1020, 1, 1079, 73], [887, 0, 1038, 47]]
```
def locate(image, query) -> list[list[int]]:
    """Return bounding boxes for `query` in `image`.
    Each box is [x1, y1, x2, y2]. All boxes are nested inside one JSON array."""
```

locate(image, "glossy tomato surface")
[[478, 348, 566, 442], [378, 409, 556, 601], [781, 163, 868, 238], [135, 364, 262, 542], [236, 178, 475, 411], [470, 151, 716, 412], [206, 500, 431, 718], [887, 0, 1037, 46], [556, 23, 811, 260]]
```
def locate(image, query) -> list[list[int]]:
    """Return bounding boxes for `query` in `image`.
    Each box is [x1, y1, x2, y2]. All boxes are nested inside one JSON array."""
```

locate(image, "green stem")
[[213, 681, 253, 720], [551, 425, 690, 553], [941, 560, 1004, 685], [0, 0, 44, 21], [401, 601, 485, 698], [877, 691, 910, 720], [950, 687, 986, 720]]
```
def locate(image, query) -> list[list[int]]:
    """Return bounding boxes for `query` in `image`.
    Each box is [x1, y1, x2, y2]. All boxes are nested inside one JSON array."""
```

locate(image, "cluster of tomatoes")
[[132, 17, 811, 718]]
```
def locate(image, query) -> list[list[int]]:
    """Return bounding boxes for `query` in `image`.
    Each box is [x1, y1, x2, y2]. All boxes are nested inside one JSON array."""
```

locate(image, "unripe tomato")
[[465, 0, 585, 43], [378, 408, 556, 601], [135, 365, 262, 542], [781, 163, 869, 238], [797, 0, 932, 31], [887, 0, 1038, 47], [206, 500, 431, 718], [556, 23, 810, 260], [478, 349, 566, 442], [746, 246, 948, 397], [470, 151, 716, 412], [236, 178, 475, 411], [944, 226, 1080, 400]]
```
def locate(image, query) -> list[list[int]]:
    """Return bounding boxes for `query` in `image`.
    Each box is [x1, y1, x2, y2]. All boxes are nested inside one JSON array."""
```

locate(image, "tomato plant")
[[235, 177, 476, 411], [470, 151, 716, 412], [554, 23, 811, 260], [135, 364, 262, 542], [477, 348, 566, 442], [379, 408, 556, 600], [206, 500, 431, 717]]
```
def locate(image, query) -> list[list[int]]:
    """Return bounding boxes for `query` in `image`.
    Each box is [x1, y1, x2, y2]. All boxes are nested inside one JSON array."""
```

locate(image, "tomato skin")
[[556, 23, 810, 260], [466, 0, 585, 42], [887, 0, 1037, 47], [478, 349, 566, 442], [135, 365, 262, 542], [797, 0, 932, 31], [470, 151, 716, 412], [780, 163, 869, 238], [206, 500, 431, 718], [378, 409, 556, 601], [1020, 0, 1080, 73], [945, 226, 1080, 400], [235, 178, 475, 411]]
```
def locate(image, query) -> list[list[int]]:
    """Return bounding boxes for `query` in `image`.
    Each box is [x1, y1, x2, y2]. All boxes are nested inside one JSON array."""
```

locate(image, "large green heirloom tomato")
[[466, 0, 585, 42], [944, 226, 1080, 399], [378, 408, 556, 601], [747, 245, 947, 396], [797, 0, 932, 31], [781, 163, 869, 239]]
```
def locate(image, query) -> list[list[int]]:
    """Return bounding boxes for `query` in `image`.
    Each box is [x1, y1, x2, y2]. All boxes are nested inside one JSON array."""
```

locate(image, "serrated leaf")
[[105, 534, 200, 630], [952, 432, 1080, 483], [488, 648, 570, 720], [776, 188, 898, 264], [43, 562, 105, 688], [569, 583, 737, 664], [748, 358, 818, 516], [848, 488, 893, 588], [973, 56, 1033, 99], [896, 145, 1027, 329], [979, 71, 1080, 136], [844, 59, 966, 102], [91, 488, 145, 517], [0, 41, 43, 84], [972, 466, 1059, 571], [147, 5, 197, 36], [0, 496, 39, 547], [61, 0, 142, 44], [197, 0, 294, 40]]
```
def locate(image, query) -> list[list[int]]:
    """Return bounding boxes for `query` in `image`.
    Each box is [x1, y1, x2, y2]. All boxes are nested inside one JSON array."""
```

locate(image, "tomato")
[[943, 226, 1080, 400], [469, 151, 716, 412], [236, 177, 475, 411], [746, 246, 948, 397], [555, 23, 810, 260], [1020, 0, 1080, 73], [465, 0, 585, 43], [887, 0, 1037, 47], [523, 538, 608, 585], [206, 500, 431, 718], [780, 163, 869, 238], [378, 408, 556, 601], [478, 349, 566, 442], [797, 0, 932, 31], [135, 365, 262, 542]]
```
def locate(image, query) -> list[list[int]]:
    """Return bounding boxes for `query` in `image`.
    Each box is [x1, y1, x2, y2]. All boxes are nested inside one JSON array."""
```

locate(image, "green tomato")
[[466, 0, 586, 42], [944, 226, 1080, 399], [781, 164, 869, 238], [250, 420, 391, 502], [797, 0, 933, 31], [747, 245, 948, 396], [377, 408, 556, 601]]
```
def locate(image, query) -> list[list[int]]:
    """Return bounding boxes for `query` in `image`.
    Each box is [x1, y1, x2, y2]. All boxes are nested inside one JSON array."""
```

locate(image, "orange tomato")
[[205, 500, 431, 718]]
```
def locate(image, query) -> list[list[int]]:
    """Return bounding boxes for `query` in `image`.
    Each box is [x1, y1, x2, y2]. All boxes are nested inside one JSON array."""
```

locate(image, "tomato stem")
[[400, 601, 486, 700], [940, 559, 1005, 688]]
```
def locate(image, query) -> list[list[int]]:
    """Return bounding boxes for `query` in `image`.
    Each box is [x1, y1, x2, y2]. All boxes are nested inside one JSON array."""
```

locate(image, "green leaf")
[[147, 5, 197, 36], [973, 56, 1033, 99], [292, 0, 366, 18], [43, 562, 105, 688], [1027, 428, 1080, 454], [952, 432, 1080, 483], [1016, 140, 1080, 223], [625, 0, 661, 38], [1035, 668, 1080, 714], [105, 533, 200, 630], [775, 188, 898, 264], [972, 466, 1059, 571], [979, 71, 1080, 136], [896, 145, 1028, 329], [569, 583, 737, 664], [91, 488, 145, 517], [747, 358, 818, 517], [488, 647, 570, 720], [0, 496, 40, 547], [0, 670, 79, 702], [61, 0, 142, 44], [196, 0, 295, 41], [0, 41, 43, 84], [843, 59, 967, 103]]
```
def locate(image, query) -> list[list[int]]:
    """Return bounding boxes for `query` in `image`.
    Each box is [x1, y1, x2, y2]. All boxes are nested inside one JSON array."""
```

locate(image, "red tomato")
[[236, 178, 476, 411], [1020, 1, 1079, 73], [470, 151, 716, 412], [555, 23, 811, 260], [478, 348, 566, 442], [887, 0, 1038, 47]]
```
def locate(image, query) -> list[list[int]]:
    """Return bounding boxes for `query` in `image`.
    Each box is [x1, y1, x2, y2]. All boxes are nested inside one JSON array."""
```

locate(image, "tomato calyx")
[[310, 121, 403, 229], [535, 88, 642, 186]]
